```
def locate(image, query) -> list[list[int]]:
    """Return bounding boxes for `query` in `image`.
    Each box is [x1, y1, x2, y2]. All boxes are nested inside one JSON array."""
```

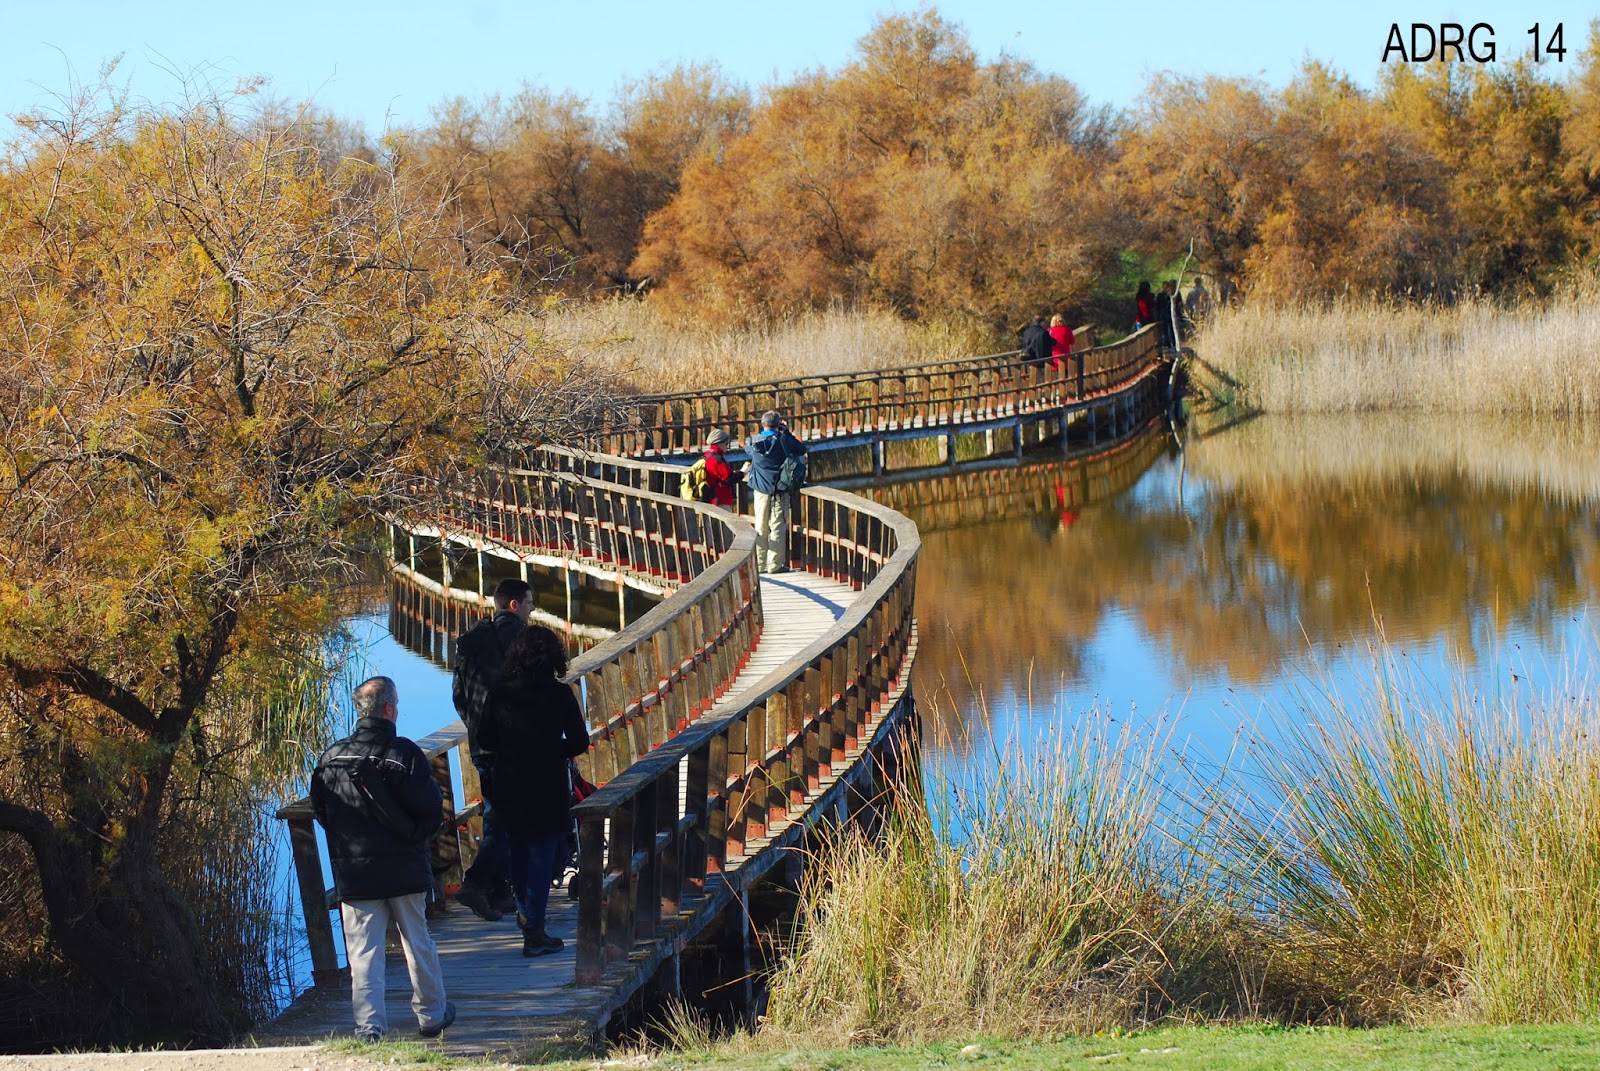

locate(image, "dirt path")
[[0, 1048, 519, 1071]]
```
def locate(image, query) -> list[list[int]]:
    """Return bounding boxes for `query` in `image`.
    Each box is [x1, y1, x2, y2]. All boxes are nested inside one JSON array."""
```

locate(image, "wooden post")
[[429, 753, 460, 911], [575, 814, 606, 985], [457, 741, 483, 873], [286, 815, 342, 986]]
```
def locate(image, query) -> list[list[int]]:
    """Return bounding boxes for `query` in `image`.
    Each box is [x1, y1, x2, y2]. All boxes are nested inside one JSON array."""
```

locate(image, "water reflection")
[[893, 412, 1600, 750]]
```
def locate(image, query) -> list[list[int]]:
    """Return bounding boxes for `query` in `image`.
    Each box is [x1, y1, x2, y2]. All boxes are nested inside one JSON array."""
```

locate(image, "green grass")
[[545, 1025, 1600, 1071]]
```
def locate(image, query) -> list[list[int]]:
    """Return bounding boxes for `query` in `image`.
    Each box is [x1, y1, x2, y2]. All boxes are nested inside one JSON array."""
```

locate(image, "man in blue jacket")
[[312, 676, 456, 1042], [743, 410, 808, 573]]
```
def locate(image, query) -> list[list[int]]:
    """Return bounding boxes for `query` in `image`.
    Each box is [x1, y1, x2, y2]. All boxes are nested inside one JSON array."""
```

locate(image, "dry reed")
[[1194, 279, 1600, 415], [1221, 640, 1600, 1024], [757, 703, 1243, 1046], [539, 298, 989, 394]]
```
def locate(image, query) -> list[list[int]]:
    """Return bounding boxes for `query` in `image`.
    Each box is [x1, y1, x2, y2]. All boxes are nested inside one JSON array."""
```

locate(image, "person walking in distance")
[[745, 410, 808, 574], [477, 625, 592, 957], [451, 577, 534, 922], [1047, 313, 1075, 372], [1018, 310, 1052, 365], [311, 676, 456, 1042]]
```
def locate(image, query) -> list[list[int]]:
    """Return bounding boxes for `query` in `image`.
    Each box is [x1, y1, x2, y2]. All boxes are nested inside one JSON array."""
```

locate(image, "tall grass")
[[540, 297, 990, 394], [1225, 643, 1600, 1025], [738, 641, 1600, 1050], [1194, 277, 1600, 415], [759, 710, 1246, 1045]]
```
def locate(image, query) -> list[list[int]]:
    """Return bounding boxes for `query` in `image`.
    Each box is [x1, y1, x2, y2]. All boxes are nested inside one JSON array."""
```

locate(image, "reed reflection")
[[893, 413, 1600, 744]]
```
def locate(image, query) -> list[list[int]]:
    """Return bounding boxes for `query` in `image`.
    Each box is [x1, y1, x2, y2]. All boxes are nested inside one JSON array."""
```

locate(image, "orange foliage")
[[633, 11, 1123, 327]]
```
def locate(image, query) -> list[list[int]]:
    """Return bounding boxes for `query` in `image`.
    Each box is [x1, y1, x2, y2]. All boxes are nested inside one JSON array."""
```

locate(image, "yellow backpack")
[[679, 458, 712, 502]]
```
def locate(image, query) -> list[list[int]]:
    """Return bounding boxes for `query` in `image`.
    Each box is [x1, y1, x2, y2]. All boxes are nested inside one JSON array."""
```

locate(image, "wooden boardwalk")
[[259, 330, 1168, 1056], [262, 571, 855, 1054]]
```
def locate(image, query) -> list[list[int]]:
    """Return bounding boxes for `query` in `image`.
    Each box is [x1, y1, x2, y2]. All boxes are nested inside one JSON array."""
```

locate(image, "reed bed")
[[756, 708, 1248, 1046], [733, 641, 1600, 1049], [1185, 410, 1600, 505], [539, 298, 987, 394], [1194, 280, 1600, 415], [1222, 641, 1600, 1024]]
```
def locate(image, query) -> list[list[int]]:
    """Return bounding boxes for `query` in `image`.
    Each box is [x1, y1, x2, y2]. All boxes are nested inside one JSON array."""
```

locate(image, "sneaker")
[[354, 1028, 382, 1043], [521, 929, 563, 957], [490, 886, 518, 915], [418, 1001, 456, 1038], [454, 883, 503, 922]]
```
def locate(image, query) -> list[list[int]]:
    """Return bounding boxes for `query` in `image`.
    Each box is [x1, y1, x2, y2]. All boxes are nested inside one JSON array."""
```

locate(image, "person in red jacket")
[[1048, 314, 1074, 372], [1135, 280, 1155, 329], [703, 428, 740, 508]]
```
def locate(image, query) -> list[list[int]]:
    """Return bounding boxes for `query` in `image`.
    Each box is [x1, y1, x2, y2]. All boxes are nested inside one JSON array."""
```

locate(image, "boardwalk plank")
[[263, 568, 855, 1056]]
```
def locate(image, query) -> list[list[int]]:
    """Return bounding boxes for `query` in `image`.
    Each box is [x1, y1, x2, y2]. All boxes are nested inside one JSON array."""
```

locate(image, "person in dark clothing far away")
[[451, 576, 535, 922], [477, 625, 592, 957], [743, 410, 809, 574], [312, 676, 456, 1042], [1018, 311, 1052, 364], [1135, 280, 1155, 329]]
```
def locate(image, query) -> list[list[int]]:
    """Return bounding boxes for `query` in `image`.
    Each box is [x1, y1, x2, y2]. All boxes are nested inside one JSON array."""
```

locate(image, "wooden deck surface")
[[259, 569, 854, 1056]]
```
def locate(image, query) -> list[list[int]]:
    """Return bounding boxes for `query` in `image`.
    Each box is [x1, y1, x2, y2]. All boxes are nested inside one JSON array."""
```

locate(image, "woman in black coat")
[[477, 624, 590, 957]]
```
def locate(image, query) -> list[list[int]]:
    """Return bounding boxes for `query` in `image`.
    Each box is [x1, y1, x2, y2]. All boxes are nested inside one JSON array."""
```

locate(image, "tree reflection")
[[898, 414, 1600, 733]]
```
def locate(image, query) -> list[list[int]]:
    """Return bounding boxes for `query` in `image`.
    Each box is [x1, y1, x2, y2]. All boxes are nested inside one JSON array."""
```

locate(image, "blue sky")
[[4, 2, 1596, 133]]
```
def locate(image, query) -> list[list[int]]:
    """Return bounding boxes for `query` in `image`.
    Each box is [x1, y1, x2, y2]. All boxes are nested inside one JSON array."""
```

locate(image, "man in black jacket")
[[1019, 311, 1052, 364], [450, 577, 533, 920], [312, 676, 456, 1041]]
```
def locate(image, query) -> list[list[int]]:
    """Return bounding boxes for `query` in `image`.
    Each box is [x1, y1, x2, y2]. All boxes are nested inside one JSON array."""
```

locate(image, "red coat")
[[703, 446, 736, 507], [1048, 324, 1074, 357]]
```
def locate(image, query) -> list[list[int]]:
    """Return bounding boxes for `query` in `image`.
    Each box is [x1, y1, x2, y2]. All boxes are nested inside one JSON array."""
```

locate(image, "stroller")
[[559, 757, 599, 898]]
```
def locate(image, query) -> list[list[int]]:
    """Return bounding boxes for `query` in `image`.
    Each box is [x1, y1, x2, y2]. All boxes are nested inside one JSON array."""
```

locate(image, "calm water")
[[891, 411, 1600, 775]]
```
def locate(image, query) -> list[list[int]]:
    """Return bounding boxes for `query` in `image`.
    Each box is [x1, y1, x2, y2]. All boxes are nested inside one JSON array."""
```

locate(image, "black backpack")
[[775, 451, 807, 493]]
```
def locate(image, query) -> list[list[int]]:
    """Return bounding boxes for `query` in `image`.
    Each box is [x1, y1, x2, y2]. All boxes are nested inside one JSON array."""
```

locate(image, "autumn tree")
[[1116, 74, 1287, 296], [415, 65, 749, 295], [1383, 58, 1576, 293], [1564, 22, 1600, 255], [1246, 63, 1458, 297], [0, 82, 602, 1043], [634, 10, 1123, 328]]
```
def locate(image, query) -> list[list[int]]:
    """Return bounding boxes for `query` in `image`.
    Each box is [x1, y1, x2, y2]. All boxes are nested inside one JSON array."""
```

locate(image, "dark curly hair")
[[500, 623, 570, 683]]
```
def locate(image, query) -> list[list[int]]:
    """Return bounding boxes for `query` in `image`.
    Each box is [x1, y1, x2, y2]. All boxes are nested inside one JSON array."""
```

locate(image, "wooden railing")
[[595, 326, 1162, 455], [570, 484, 920, 985], [276, 468, 762, 983]]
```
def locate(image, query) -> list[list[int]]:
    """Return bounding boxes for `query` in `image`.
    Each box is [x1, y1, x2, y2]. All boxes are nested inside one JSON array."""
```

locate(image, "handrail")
[[568, 481, 920, 985], [596, 326, 1160, 456], [274, 466, 762, 983]]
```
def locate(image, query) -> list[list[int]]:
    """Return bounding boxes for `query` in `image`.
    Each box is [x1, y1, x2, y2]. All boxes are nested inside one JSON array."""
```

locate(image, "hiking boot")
[[490, 886, 518, 915], [454, 883, 502, 922], [418, 1001, 456, 1038], [521, 929, 563, 957]]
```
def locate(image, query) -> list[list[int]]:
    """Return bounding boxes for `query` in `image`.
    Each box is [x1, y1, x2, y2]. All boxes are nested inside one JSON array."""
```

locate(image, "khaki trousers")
[[340, 892, 448, 1036], [751, 490, 790, 573]]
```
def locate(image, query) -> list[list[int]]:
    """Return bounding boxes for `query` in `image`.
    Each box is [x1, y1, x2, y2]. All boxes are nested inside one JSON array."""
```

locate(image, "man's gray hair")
[[353, 676, 398, 719], [760, 410, 782, 430]]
